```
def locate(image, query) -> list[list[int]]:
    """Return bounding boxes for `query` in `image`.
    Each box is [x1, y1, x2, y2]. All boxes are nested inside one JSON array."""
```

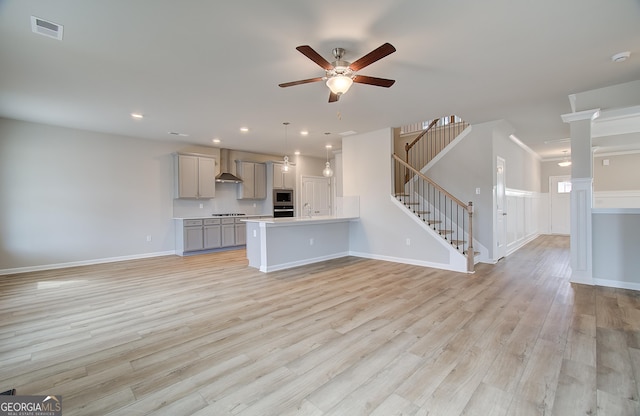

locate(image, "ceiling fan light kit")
[[279, 43, 396, 102], [326, 75, 353, 95]]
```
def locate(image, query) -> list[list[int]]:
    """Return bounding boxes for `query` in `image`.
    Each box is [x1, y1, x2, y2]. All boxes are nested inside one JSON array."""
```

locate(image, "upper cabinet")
[[175, 153, 216, 199], [236, 161, 267, 199], [272, 163, 296, 189]]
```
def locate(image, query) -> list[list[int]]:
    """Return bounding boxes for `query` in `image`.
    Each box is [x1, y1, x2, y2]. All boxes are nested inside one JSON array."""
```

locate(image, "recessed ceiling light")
[[130, 113, 144, 119], [240, 127, 249, 132], [300, 131, 309, 136], [325, 144, 333, 149], [339, 130, 357, 136], [611, 51, 631, 63], [212, 138, 221, 144]]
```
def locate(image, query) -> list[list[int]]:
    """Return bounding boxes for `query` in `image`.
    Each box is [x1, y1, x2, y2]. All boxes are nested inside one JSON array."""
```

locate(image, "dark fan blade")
[[353, 75, 395, 88], [328, 91, 339, 103], [279, 77, 324, 88], [296, 45, 333, 70], [348, 43, 396, 71]]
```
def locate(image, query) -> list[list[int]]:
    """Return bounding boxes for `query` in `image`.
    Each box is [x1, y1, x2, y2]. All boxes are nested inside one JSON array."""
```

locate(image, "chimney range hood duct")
[[215, 149, 243, 183]]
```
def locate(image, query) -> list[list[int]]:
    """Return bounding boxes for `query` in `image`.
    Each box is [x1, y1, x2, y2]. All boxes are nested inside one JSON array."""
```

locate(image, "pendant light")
[[282, 122, 290, 173], [322, 144, 334, 177], [558, 150, 572, 167]]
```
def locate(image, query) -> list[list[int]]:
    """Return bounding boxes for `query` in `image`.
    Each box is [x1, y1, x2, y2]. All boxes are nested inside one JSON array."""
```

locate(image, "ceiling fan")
[[279, 43, 396, 102]]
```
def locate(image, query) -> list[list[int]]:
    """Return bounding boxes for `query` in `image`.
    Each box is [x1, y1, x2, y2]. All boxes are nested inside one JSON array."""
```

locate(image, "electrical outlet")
[[199, 203, 203, 209], [406, 238, 411, 246], [476, 187, 481, 195], [253, 203, 256, 208], [309, 238, 314, 246], [146, 235, 152, 242], [253, 229, 257, 237]]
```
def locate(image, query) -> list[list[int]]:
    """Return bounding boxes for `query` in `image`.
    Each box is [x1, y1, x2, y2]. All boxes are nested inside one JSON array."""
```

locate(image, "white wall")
[[425, 122, 494, 256], [0, 118, 180, 272], [342, 128, 464, 271], [425, 120, 541, 261], [492, 122, 541, 256], [0, 117, 325, 273]]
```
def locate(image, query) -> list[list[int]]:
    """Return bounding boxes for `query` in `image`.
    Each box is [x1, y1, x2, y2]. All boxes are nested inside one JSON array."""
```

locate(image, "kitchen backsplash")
[[172, 183, 270, 217]]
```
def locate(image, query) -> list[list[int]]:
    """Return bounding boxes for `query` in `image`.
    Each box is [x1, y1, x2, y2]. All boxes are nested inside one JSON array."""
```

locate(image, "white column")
[[561, 108, 599, 285]]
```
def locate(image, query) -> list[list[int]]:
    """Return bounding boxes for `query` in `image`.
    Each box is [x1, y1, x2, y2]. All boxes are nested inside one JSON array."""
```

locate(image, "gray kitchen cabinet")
[[182, 219, 205, 252], [272, 163, 296, 189], [177, 218, 221, 254], [175, 153, 216, 199], [221, 218, 236, 247], [236, 161, 267, 199], [176, 217, 246, 256], [203, 219, 222, 249], [235, 218, 246, 245]]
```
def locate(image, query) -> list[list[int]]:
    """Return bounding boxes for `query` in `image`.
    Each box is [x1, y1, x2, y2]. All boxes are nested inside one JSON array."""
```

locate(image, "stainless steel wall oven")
[[273, 189, 294, 217]]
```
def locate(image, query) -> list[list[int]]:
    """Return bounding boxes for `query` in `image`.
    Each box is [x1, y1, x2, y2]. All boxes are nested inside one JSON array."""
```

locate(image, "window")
[[557, 181, 572, 193]]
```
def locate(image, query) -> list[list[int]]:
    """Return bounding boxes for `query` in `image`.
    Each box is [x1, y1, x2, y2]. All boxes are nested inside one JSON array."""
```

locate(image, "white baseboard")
[[0, 250, 176, 276], [348, 251, 468, 273], [506, 233, 540, 257], [259, 252, 349, 273], [593, 278, 640, 291]]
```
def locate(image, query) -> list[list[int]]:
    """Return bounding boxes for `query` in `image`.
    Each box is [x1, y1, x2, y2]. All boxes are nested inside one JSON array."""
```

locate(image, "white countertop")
[[243, 216, 358, 225], [173, 214, 269, 220]]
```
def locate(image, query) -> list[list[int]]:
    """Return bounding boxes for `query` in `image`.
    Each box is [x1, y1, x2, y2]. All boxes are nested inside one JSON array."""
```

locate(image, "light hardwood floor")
[[1, 235, 639, 415]]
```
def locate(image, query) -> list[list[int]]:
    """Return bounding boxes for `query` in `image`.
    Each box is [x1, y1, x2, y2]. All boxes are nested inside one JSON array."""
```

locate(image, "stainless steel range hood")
[[215, 149, 243, 183]]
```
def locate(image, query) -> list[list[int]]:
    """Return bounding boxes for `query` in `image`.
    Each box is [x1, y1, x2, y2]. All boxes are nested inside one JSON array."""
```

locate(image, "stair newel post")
[[404, 143, 410, 183], [467, 201, 474, 273]]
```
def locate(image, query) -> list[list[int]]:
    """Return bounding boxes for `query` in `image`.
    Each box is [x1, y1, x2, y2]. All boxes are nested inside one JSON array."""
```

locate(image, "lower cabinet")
[[221, 218, 236, 247], [183, 219, 205, 252], [176, 217, 247, 256], [203, 220, 222, 249], [235, 218, 246, 245]]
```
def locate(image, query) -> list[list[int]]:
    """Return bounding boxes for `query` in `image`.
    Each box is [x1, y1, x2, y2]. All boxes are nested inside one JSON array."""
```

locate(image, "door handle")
[[503, 213, 507, 216]]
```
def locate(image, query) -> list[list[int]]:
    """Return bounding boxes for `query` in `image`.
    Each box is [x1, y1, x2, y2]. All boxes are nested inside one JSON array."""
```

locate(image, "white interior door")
[[301, 176, 331, 216], [496, 156, 507, 260], [550, 175, 571, 234]]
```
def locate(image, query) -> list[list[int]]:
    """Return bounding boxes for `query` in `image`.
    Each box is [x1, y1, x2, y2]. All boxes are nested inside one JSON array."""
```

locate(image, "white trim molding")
[[593, 191, 640, 209], [0, 250, 176, 276], [570, 178, 593, 285], [561, 108, 600, 123]]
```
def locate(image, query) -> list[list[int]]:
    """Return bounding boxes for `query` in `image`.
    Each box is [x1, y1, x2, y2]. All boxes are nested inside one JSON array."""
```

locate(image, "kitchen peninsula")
[[244, 216, 358, 272]]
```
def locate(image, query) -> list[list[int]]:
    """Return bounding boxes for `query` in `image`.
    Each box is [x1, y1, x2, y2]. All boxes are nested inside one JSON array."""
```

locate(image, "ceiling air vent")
[[30, 16, 63, 40]]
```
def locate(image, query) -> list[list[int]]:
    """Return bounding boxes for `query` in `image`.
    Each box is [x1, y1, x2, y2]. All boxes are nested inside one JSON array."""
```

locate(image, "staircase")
[[393, 115, 476, 272], [402, 115, 469, 174]]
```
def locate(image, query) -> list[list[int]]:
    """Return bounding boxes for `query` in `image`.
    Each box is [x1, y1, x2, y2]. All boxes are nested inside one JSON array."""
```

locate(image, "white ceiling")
[[1, 1, 639, 159]]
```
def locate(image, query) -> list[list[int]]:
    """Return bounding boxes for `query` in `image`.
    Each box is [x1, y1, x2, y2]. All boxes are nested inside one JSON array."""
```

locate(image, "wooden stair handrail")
[[393, 153, 475, 272], [405, 118, 439, 155], [393, 154, 470, 212]]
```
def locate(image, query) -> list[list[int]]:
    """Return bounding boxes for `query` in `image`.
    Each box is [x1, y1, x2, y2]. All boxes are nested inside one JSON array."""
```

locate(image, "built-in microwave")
[[274, 189, 293, 204], [273, 189, 294, 217]]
